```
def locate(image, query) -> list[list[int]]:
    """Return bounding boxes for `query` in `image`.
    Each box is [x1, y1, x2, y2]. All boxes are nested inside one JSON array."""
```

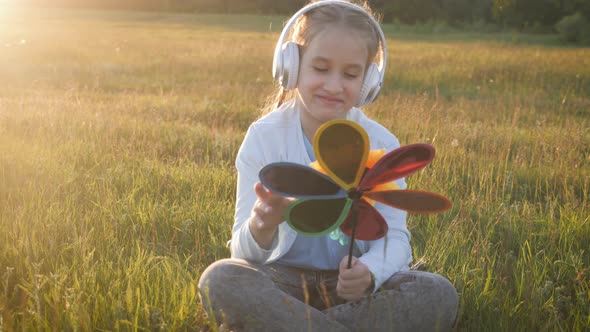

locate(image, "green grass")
[[1, 4, 589, 331]]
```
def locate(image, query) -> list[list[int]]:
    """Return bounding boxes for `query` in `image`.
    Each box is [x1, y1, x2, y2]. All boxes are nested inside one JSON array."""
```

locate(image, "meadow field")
[[0, 4, 589, 331]]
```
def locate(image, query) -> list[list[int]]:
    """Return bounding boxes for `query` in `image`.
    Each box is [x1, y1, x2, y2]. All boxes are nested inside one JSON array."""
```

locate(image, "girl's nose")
[[323, 73, 343, 94]]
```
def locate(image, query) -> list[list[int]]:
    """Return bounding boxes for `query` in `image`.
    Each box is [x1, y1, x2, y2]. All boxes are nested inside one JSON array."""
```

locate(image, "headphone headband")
[[272, 0, 388, 106]]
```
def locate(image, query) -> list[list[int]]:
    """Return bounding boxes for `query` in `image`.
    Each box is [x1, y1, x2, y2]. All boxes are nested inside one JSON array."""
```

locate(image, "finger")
[[338, 276, 367, 290], [250, 210, 265, 228], [337, 289, 363, 301], [254, 182, 270, 201], [255, 182, 289, 208], [253, 200, 271, 216], [336, 282, 363, 301], [339, 256, 358, 271], [339, 257, 367, 281], [340, 269, 371, 288], [348, 265, 370, 280], [338, 269, 368, 292]]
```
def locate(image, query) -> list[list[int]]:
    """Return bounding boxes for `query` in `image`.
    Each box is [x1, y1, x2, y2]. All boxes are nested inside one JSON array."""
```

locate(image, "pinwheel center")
[[347, 189, 362, 201]]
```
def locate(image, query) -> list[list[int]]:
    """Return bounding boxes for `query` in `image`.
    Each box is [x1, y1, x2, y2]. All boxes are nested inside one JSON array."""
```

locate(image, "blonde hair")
[[261, 0, 382, 115]]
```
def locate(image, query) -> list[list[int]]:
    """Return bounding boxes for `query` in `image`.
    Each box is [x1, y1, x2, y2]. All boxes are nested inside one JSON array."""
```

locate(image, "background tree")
[[19, 0, 590, 43]]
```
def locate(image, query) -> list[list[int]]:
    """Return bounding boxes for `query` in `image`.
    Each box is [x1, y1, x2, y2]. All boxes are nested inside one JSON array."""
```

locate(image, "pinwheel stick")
[[347, 199, 359, 269]]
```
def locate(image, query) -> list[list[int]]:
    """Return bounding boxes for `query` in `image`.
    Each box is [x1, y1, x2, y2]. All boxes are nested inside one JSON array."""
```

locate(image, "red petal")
[[359, 144, 434, 190], [340, 199, 387, 241], [364, 190, 452, 213]]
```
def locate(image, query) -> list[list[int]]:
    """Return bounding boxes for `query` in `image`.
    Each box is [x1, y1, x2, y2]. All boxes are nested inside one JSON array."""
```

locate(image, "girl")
[[199, 1, 459, 331]]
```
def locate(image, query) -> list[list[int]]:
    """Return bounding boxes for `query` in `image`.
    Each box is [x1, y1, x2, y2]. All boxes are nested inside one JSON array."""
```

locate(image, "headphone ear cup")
[[281, 41, 300, 90], [358, 63, 381, 107]]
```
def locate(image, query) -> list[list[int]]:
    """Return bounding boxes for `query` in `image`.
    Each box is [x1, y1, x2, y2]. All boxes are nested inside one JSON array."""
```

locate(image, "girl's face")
[[296, 26, 368, 137]]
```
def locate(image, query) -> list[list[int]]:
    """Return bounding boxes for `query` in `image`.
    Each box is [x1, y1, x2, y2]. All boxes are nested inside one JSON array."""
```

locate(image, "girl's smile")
[[317, 94, 344, 106]]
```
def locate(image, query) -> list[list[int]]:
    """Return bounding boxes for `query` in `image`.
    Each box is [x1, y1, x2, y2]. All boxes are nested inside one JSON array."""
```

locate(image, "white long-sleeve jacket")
[[230, 101, 413, 291]]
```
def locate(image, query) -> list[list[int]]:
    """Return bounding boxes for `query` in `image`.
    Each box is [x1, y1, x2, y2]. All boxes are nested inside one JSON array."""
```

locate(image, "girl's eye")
[[313, 67, 328, 72], [344, 73, 359, 79]]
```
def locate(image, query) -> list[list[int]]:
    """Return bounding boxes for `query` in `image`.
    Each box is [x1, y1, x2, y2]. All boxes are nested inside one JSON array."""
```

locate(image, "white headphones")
[[272, 0, 388, 107]]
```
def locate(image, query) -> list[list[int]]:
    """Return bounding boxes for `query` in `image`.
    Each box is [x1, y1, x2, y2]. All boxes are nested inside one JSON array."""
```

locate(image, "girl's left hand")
[[336, 256, 373, 301]]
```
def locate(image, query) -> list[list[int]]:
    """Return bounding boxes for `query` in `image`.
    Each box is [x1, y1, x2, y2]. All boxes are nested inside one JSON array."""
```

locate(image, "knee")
[[417, 272, 458, 306], [388, 271, 459, 330], [199, 259, 233, 293], [401, 271, 458, 307], [198, 259, 270, 329], [387, 271, 458, 303], [199, 259, 245, 297], [198, 259, 264, 306], [410, 272, 459, 328]]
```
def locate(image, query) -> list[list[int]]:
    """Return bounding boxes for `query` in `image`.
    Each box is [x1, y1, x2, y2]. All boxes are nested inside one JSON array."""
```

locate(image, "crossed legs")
[[198, 259, 458, 332]]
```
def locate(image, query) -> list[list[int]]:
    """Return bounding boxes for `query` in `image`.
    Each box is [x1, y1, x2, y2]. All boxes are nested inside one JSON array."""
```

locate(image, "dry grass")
[[0, 5, 589, 331]]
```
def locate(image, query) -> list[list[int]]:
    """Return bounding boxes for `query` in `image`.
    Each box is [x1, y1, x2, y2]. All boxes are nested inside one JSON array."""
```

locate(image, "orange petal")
[[309, 160, 327, 175], [311, 149, 386, 175], [370, 180, 400, 192], [365, 149, 386, 168]]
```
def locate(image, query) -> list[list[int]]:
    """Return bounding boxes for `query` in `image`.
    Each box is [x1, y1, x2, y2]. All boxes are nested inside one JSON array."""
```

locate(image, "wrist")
[[250, 215, 278, 233], [249, 216, 278, 249]]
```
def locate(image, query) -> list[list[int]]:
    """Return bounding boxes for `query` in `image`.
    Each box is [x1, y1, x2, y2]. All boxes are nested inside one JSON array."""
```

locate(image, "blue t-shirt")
[[276, 128, 360, 270]]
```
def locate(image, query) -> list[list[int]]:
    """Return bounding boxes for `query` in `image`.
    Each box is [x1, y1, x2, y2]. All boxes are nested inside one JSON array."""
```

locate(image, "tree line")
[[27, 0, 590, 43]]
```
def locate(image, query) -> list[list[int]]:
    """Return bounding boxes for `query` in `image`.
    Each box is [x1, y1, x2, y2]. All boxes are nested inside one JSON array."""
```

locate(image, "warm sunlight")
[[0, 1, 588, 330]]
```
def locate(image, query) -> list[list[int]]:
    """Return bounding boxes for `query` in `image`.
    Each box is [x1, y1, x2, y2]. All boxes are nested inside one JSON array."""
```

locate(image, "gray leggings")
[[199, 259, 459, 332]]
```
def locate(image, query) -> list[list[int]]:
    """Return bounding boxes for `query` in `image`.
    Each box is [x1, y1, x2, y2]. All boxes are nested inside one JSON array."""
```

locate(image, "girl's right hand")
[[249, 182, 293, 248], [251, 182, 292, 230]]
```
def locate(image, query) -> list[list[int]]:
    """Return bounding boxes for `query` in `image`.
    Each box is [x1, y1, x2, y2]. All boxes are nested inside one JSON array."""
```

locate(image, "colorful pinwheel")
[[259, 119, 451, 267]]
